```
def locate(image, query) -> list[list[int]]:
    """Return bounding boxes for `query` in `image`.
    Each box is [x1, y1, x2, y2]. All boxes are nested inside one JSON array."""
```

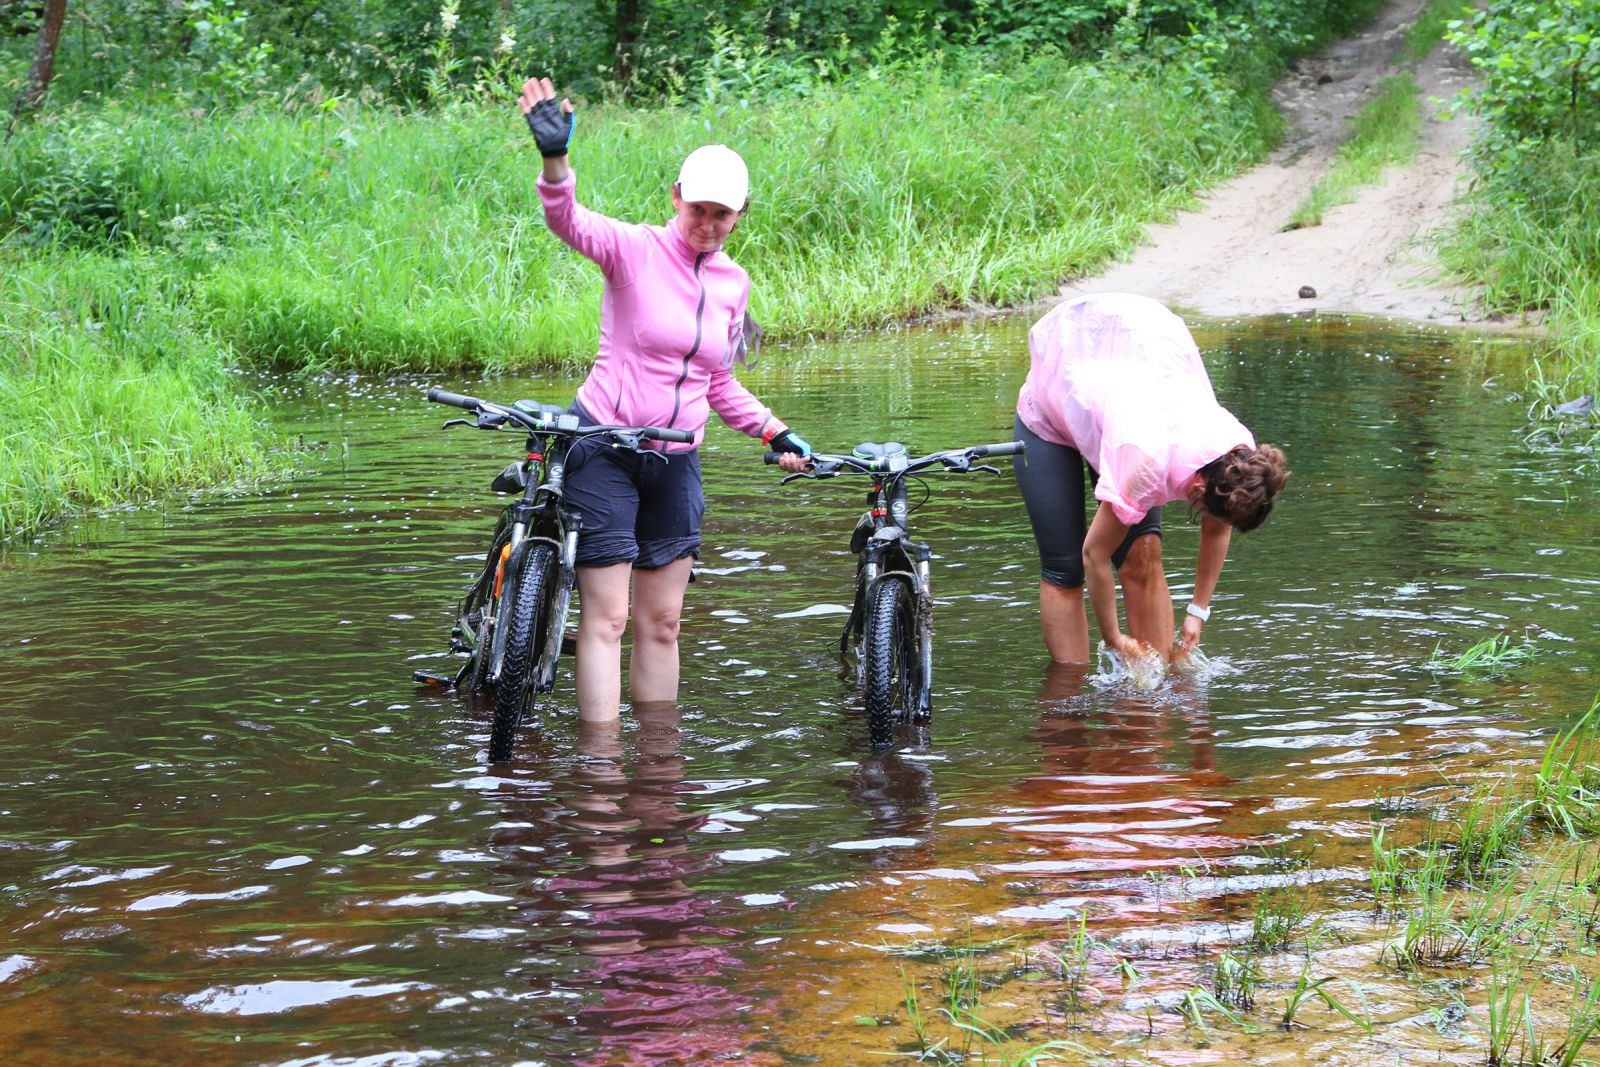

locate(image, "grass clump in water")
[[1425, 632, 1539, 676], [1286, 71, 1424, 230]]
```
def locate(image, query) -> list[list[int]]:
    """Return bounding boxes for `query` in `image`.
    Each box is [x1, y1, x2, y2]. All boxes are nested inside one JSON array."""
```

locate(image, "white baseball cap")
[[676, 144, 749, 211]]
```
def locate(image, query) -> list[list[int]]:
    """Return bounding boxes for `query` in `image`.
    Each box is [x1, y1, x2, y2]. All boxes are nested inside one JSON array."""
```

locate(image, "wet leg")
[[1118, 533, 1175, 659], [629, 556, 693, 704], [575, 562, 632, 722], [1040, 580, 1091, 664]]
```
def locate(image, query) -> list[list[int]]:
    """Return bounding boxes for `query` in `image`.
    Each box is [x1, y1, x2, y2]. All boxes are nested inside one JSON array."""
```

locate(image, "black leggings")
[[1012, 416, 1162, 589]]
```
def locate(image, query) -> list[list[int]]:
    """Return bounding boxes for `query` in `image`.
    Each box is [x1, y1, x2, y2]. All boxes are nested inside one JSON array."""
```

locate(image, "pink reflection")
[[998, 662, 1266, 922], [491, 703, 775, 1067]]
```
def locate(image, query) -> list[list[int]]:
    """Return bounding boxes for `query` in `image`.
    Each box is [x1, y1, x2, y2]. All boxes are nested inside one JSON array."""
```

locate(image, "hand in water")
[[1102, 637, 1166, 690]]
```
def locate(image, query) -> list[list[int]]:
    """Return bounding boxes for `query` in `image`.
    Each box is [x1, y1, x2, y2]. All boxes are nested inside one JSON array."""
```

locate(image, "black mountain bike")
[[767, 438, 1024, 748], [415, 387, 693, 760]]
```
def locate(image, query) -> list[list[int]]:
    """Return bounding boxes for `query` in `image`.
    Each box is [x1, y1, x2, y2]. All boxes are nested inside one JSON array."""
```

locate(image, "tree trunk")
[[614, 0, 640, 93], [13, 0, 69, 119]]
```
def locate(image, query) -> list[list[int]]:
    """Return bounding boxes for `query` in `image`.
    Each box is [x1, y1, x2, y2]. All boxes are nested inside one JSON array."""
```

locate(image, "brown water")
[[1, 313, 1596, 1065]]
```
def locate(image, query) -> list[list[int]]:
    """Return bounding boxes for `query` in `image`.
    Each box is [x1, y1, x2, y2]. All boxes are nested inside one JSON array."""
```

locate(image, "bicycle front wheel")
[[489, 542, 559, 761], [862, 577, 924, 749]]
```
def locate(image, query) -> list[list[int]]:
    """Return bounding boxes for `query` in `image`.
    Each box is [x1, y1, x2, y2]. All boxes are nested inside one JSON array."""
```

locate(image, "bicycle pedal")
[[413, 670, 456, 688]]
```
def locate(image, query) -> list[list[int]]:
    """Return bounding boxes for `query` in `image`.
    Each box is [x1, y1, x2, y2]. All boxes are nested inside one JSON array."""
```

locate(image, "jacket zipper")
[[666, 252, 709, 430]]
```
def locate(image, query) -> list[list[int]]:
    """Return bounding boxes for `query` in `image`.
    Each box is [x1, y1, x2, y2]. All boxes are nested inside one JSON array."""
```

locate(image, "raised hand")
[[518, 76, 575, 158]]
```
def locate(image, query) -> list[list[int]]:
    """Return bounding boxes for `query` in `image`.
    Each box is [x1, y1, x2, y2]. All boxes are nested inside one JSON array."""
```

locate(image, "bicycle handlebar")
[[426, 387, 694, 444], [768, 440, 1025, 473], [426, 387, 483, 410]]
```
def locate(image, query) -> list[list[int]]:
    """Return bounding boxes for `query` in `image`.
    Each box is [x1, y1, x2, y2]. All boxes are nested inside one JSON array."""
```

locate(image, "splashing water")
[[1096, 643, 1168, 690]]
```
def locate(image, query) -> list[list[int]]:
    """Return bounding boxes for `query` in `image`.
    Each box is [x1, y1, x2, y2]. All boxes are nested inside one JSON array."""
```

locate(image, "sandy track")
[[1062, 0, 1490, 325]]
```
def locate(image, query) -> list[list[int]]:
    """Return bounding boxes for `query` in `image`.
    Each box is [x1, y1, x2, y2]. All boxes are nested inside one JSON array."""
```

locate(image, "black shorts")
[[564, 405, 704, 569], [1012, 416, 1162, 589]]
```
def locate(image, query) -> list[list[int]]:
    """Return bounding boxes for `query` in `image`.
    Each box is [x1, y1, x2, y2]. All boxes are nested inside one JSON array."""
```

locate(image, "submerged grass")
[[1286, 71, 1424, 230], [1425, 632, 1539, 676]]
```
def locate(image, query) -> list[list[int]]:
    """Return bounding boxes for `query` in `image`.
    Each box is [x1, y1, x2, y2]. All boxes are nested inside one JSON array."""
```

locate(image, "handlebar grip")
[[763, 451, 782, 464], [426, 387, 483, 410], [640, 426, 696, 445], [972, 440, 1025, 458]]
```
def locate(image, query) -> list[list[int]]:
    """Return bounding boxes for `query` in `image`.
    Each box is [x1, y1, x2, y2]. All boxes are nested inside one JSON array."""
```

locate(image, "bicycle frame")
[[478, 413, 581, 691], [772, 439, 1024, 733], [840, 453, 935, 714], [420, 389, 691, 698]]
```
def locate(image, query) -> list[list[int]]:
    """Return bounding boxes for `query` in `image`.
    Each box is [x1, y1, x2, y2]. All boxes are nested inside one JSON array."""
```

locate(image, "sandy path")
[[1062, 0, 1489, 325]]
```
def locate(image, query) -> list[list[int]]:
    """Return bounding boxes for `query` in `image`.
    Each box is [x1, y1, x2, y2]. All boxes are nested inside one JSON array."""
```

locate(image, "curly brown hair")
[[1195, 444, 1290, 532]]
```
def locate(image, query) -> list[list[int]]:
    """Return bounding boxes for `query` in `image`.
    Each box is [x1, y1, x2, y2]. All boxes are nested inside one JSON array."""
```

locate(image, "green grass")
[[1438, 141, 1600, 393], [1425, 632, 1539, 676], [1, 54, 1280, 373], [1286, 71, 1424, 229], [1402, 0, 1470, 61], [0, 249, 286, 541], [0, 47, 1298, 535]]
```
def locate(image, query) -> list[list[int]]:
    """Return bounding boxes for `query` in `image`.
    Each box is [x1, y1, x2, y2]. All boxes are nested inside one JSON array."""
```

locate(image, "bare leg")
[[1118, 533, 1175, 660], [1039, 580, 1091, 664], [575, 562, 632, 722], [629, 556, 694, 704]]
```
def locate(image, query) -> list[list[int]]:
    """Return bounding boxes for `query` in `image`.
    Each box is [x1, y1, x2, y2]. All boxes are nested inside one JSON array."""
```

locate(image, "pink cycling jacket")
[[1017, 293, 1253, 526], [538, 172, 783, 453]]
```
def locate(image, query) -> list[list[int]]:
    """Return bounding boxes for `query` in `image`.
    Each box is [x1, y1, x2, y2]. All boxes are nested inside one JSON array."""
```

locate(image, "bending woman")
[[1012, 293, 1288, 664], [519, 76, 811, 722]]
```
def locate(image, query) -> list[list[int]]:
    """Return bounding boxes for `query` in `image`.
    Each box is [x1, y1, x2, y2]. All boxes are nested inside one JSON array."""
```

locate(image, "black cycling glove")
[[767, 429, 812, 457], [525, 97, 575, 158]]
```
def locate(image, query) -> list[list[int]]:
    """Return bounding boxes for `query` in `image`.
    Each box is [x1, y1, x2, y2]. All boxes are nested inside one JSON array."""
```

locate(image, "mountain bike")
[[767, 438, 1024, 749], [415, 387, 693, 760]]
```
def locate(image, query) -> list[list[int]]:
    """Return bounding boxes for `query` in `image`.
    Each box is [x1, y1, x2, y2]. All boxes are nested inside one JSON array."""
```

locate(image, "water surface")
[[1, 313, 1594, 1064]]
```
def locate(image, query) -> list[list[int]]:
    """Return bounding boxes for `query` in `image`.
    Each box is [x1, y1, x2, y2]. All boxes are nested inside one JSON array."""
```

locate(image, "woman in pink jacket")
[[519, 76, 811, 723], [1013, 293, 1289, 666]]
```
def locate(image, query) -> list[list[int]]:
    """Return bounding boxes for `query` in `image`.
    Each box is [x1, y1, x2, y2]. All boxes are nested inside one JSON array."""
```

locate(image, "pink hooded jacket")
[[1017, 293, 1253, 526], [538, 172, 784, 453]]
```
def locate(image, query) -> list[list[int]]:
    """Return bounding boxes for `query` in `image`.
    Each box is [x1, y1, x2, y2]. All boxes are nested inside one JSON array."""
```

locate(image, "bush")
[[1448, 1, 1600, 179]]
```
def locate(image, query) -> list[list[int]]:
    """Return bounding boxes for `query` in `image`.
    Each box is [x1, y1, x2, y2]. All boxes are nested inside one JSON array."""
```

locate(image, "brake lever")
[[441, 417, 474, 429], [780, 460, 841, 484], [973, 464, 1000, 476]]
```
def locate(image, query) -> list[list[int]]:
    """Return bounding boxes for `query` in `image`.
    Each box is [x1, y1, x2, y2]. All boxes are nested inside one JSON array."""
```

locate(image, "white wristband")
[[1186, 602, 1211, 622]]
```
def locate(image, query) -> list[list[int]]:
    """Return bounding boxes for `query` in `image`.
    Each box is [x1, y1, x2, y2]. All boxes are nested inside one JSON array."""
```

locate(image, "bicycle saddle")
[[851, 441, 907, 460]]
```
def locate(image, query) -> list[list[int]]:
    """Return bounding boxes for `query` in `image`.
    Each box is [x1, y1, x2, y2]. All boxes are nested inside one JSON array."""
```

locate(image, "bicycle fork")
[[847, 538, 935, 714]]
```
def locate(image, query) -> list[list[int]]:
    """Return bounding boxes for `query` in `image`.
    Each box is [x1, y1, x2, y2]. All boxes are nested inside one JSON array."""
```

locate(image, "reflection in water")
[[992, 663, 1255, 926], [847, 747, 939, 847], [1, 317, 1595, 1064], [490, 704, 766, 1066]]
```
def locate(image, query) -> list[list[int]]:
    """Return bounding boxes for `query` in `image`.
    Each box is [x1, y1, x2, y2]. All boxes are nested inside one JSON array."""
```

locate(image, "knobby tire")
[[862, 578, 922, 749], [489, 542, 558, 761]]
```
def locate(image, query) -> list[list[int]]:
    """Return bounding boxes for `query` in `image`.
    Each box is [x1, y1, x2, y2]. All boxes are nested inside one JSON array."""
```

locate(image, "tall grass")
[[1438, 142, 1600, 392], [1286, 72, 1423, 229], [0, 250, 284, 541], [5, 54, 1280, 373]]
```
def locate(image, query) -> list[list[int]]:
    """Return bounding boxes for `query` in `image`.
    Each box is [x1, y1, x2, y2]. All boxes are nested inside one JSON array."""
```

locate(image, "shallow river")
[[1, 313, 1595, 1065]]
